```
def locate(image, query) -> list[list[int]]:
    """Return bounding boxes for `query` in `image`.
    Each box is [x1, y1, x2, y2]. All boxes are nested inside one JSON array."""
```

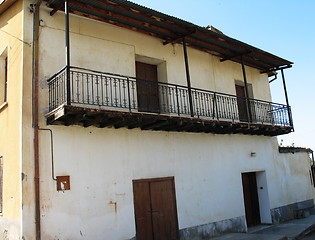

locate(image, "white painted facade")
[[0, 1, 313, 239], [36, 126, 274, 239], [34, 127, 314, 240], [23, 7, 313, 239]]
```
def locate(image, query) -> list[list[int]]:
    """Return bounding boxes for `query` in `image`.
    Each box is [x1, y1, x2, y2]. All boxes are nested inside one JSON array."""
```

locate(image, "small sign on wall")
[[56, 176, 70, 191]]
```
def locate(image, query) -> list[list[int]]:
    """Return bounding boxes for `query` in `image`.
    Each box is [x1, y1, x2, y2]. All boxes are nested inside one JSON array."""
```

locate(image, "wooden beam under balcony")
[[46, 105, 293, 136]]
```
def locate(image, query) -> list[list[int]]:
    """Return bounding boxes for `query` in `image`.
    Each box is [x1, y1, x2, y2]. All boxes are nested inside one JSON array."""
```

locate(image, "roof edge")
[[0, 0, 18, 15], [279, 147, 313, 153]]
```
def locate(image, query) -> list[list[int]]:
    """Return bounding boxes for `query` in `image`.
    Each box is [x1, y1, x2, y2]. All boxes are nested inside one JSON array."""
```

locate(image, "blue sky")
[[132, 0, 315, 150]]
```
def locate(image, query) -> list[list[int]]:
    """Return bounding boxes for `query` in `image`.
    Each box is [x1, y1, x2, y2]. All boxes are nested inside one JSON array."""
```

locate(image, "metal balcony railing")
[[47, 66, 293, 127]]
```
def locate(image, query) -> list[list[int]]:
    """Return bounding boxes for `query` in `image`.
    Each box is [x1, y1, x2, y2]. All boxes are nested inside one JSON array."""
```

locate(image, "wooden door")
[[133, 177, 179, 240], [136, 62, 160, 113], [242, 172, 261, 227], [133, 181, 154, 240], [235, 85, 249, 122]]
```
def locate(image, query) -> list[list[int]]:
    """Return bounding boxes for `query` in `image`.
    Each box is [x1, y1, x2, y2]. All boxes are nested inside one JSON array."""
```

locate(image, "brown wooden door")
[[242, 172, 261, 227], [133, 177, 179, 240], [235, 85, 249, 122], [136, 62, 160, 113]]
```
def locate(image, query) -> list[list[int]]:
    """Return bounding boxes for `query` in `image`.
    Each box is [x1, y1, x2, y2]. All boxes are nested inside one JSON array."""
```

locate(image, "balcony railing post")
[[269, 103, 274, 125], [213, 92, 219, 120], [175, 86, 180, 116], [127, 77, 131, 112]]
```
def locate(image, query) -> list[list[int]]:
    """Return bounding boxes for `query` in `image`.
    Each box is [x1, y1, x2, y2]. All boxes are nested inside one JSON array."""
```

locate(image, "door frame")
[[135, 61, 160, 113], [132, 176, 180, 240], [241, 172, 261, 227], [241, 171, 272, 226], [235, 81, 255, 122]]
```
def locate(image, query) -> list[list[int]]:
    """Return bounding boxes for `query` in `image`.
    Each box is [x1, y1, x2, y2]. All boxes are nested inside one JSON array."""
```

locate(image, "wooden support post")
[[241, 56, 252, 122], [182, 38, 194, 117], [281, 69, 293, 127]]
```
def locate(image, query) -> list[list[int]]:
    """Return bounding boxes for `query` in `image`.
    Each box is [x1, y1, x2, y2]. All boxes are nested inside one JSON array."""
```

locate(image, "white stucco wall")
[[38, 126, 277, 239], [36, 126, 314, 240], [37, 7, 272, 102], [269, 146, 314, 209]]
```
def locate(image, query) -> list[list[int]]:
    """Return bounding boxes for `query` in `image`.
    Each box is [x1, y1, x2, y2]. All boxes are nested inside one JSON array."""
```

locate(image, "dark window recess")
[[0, 56, 7, 105], [4, 57, 7, 103], [311, 165, 315, 187], [0, 156, 3, 213], [136, 62, 160, 113], [235, 85, 249, 122]]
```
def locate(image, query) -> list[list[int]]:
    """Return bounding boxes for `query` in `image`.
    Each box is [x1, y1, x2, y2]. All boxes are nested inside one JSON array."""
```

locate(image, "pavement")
[[210, 215, 315, 240]]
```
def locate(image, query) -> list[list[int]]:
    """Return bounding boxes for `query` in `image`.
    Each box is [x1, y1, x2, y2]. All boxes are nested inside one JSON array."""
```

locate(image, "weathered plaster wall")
[[36, 7, 272, 102], [27, 125, 315, 240], [0, 0, 23, 239], [37, 126, 275, 240], [269, 146, 314, 222]]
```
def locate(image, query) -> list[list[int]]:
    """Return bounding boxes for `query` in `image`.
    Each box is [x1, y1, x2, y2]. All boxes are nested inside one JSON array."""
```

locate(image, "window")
[[0, 156, 3, 213], [0, 48, 8, 105]]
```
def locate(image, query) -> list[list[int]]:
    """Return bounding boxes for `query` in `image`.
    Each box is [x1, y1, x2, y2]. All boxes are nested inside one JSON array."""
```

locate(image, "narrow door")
[[136, 62, 159, 113], [133, 177, 179, 240], [235, 85, 249, 122], [242, 172, 261, 227]]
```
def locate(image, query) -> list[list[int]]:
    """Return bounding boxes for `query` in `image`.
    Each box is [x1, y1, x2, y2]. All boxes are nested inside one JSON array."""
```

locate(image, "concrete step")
[[256, 215, 315, 240], [210, 233, 287, 240], [295, 209, 311, 219], [210, 215, 315, 240], [310, 207, 315, 215]]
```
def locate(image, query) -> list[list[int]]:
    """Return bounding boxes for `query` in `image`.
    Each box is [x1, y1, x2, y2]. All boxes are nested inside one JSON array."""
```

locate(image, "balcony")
[[46, 67, 293, 136]]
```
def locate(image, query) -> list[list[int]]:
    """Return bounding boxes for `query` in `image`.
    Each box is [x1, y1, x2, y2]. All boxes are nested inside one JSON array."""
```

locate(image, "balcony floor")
[[46, 105, 293, 136]]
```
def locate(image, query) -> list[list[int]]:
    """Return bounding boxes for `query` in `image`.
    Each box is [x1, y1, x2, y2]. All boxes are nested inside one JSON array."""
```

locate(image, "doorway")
[[136, 62, 160, 113], [133, 177, 179, 240], [235, 84, 249, 122], [242, 172, 261, 227]]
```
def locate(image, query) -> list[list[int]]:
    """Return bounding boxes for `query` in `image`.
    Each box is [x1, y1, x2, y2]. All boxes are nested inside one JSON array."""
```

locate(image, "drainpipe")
[[32, 0, 43, 239], [65, 0, 71, 105], [268, 72, 277, 83]]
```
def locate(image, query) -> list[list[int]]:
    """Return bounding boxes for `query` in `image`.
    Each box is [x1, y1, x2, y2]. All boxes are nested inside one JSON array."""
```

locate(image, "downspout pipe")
[[65, 0, 71, 105], [268, 73, 277, 83], [32, 0, 43, 239], [38, 128, 57, 181]]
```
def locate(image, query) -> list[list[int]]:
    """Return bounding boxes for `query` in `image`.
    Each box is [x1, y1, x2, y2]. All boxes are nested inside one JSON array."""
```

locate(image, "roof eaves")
[[279, 147, 313, 154], [45, 0, 293, 71], [0, 0, 17, 15]]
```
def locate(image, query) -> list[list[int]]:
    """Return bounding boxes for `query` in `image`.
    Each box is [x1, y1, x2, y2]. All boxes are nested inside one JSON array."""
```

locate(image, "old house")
[[0, 0, 314, 239]]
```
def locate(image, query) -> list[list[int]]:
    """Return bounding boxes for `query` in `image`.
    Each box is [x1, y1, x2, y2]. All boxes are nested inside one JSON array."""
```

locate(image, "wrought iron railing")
[[47, 66, 293, 127]]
